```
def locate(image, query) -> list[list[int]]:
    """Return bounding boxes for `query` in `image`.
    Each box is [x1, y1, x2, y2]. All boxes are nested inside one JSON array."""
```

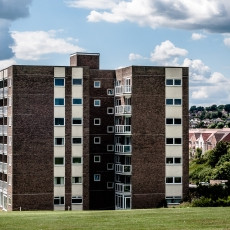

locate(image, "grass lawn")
[[0, 207, 230, 230]]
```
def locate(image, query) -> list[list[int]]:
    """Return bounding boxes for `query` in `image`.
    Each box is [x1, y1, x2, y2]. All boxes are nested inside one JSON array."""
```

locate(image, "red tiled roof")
[[215, 133, 226, 142], [221, 133, 230, 142], [201, 133, 212, 141]]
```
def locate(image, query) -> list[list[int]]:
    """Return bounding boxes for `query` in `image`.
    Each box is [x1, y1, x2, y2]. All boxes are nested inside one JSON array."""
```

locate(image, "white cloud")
[[68, 0, 230, 33], [191, 33, 206, 40], [0, 59, 16, 70], [11, 30, 85, 60], [224, 37, 230, 47], [150, 40, 188, 63], [192, 87, 209, 99], [65, 0, 118, 10], [129, 53, 145, 61]]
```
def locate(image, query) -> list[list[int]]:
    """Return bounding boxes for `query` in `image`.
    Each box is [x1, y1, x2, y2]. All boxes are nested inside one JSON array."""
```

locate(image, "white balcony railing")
[[115, 183, 132, 193], [0, 125, 7, 135], [115, 85, 132, 95], [115, 105, 132, 115], [115, 125, 131, 134], [115, 164, 132, 175], [115, 145, 132, 154], [0, 88, 8, 98], [0, 144, 7, 155], [0, 106, 8, 117], [3, 163, 7, 174], [0, 162, 2, 172]]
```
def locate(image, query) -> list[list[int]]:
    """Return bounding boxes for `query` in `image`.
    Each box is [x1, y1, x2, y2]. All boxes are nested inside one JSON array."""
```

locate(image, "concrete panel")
[[72, 146, 83, 155], [54, 107, 65, 117], [72, 106, 83, 117], [166, 165, 183, 177], [165, 185, 182, 196], [54, 67, 65, 77], [72, 185, 83, 195], [166, 107, 182, 117], [165, 87, 182, 98], [54, 88, 65, 97], [72, 205, 83, 210], [165, 68, 182, 78], [72, 87, 83, 98], [166, 126, 182, 137], [54, 127, 65, 136], [72, 67, 83, 78], [54, 166, 65, 176], [72, 165, 83, 175], [54, 146, 65, 156], [72, 126, 83, 136], [166, 146, 183, 157], [54, 186, 65, 196]]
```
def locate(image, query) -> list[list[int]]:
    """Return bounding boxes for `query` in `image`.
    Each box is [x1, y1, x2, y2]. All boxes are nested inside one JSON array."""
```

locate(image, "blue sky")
[[1, 0, 230, 107]]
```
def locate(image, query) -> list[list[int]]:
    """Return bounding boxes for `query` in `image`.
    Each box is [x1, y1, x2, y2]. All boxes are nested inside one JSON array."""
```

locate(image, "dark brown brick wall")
[[131, 67, 166, 208], [182, 68, 189, 198], [12, 65, 54, 210], [70, 53, 100, 70], [83, 69, 115, 210]]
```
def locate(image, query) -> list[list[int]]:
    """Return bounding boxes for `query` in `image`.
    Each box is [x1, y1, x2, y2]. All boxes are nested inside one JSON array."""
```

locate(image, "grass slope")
[[1, 207, 230, 230]]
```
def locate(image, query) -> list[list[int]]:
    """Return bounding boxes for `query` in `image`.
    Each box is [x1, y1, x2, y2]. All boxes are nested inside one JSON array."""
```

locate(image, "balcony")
[[115, 164, 132, 175], [0, 87, 8, 98], [115, 85, 132, 95], [115, 125, 131, 134], [0, 144, 7, 155], [0, 106, 7, 117], [115, 105, 132, 115], [3, 163, 7, 174], [115, 183, 132, 193], [115, 145, 132, 154], [0, 125, 7, 135]]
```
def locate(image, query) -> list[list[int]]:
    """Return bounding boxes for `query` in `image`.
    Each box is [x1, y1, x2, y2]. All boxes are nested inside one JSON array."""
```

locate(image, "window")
[[94, 118, 101, 125], [166, 177, 182, 184], [72, 138, 82, 144], [166, 157, 182, 164], [94, 99, 101, 106], [107, 126, 114, 133], [166, 79, 182, 86], [107, 163, 114, 170], [166, 118, 182, 125], [72, 196, 82, 204], [94, 137, 101, 144], [55, 118, 65, 126], [54, 196, 64, 205], [72, 157, 82, 164], [54, 137, 64, 146], [94, 174, 101, 181], [72, 118, 82, 125], [166, 138, 182, 145], [55, 98, 65, 106], [54, 177, 64, 185], [166, 99, 182, 106], [166, 158, 174, 164], [72, 177, 82, 184], [107, 182, 114, 189], [72, 79, 82, 85], [94, 155, 101, 163], [54, 78, 65, 86], [73, 98, 82, 105], [107, 89, 114, 95], [166, 196, 182, 204], [107, 107, 114, 114], [107, 145, 114, 151], [54, 157, 64, 165], [94, 81, 101, 88]]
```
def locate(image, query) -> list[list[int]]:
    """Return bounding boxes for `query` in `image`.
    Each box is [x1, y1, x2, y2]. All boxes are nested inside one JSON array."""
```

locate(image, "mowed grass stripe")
[[0, 207, 230, 230]]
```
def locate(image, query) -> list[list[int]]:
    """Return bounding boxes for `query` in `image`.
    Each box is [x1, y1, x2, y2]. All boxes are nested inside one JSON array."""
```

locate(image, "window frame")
[[107, 107, 114, 114], [166, 177, 182, 184], [72, 78, 82, 85], [107, 182, 114, 189], [94, 118, 101, 125], [166, 138, 182, 145], [166, 78, 182, 86], [54, 157, 65, 166], [107, 126, 114, 133], [54, 98, 65, 106], [72, 118, 82, 125], [54, 177, 65, 186], [107, 145, 114, 152], [54, 137, 65, 146], [54, 118, 65, 126], [94, 81, 101, 88], [72, 176, 82, 184], [165, 98, 182, 106], [107, 163, 114, 170], [107, 89, 114, 95], [72, 98, 83, 105], [72, 137, 82, 145], [54, 78, 65, 87], [166, 118, 182, 125], [94, 155, 101, 163], [94, 99, 101, 107], [72, 196, 83, 204], [94, 174, 101, 181], [94, 137, 101, 144], [72, 157, 82, 164], [166, 157, 182, 165], [54, 196, 65, 205]]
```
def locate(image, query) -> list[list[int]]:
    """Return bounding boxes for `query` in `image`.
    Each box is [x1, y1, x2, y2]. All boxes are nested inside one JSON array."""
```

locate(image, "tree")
[[210, 104, 217, 111], [218, 105, 224, 110], [216, 122, 224, 129], [224, 104, 230, 113], [190, 105, 197, 113]]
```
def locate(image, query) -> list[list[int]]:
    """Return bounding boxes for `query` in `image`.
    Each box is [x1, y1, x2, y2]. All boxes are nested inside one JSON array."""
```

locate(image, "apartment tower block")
[[0, 53, 189, 211]]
